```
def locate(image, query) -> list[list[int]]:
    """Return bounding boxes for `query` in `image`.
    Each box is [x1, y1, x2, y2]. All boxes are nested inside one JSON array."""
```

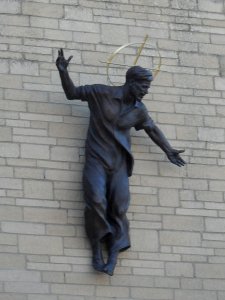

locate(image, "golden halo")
[[101, 35, 162, 86]]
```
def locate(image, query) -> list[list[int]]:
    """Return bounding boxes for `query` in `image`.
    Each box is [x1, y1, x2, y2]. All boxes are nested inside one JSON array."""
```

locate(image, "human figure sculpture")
[[56, 49, 185, 276]]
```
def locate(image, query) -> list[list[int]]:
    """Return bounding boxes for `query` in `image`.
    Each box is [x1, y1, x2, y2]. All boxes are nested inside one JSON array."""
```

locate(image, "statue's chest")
[[91, 98, 140, 129]]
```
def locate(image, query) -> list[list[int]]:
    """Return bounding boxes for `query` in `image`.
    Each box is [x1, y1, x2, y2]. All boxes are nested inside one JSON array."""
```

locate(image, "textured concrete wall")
[[1, 0, 225, 299]]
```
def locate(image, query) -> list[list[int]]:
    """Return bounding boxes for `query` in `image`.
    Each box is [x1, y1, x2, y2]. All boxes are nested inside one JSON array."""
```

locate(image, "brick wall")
[[1, 0, 225, 299]]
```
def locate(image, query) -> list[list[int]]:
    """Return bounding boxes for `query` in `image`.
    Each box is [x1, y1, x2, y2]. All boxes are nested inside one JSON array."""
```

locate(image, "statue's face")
[[129, 80, 151, 102]]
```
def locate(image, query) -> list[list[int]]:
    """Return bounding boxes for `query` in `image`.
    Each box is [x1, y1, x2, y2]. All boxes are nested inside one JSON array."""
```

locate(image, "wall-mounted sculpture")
[[56, 47, 185, 276]]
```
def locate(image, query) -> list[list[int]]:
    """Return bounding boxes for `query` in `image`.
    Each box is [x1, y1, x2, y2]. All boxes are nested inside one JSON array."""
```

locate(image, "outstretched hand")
[[56, 48, 73, 72], [167, 149, 186, 167]]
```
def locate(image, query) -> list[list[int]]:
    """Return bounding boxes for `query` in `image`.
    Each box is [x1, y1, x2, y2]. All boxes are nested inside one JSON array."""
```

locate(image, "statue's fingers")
[[178, 149, 185, 154], [60, 48, 64, 57], [174, 161, 182, 167], [58, 49, 61, 57], [67, 56, 73, 63], [177, 158, 186, 166], [178, 156, 186, 164]]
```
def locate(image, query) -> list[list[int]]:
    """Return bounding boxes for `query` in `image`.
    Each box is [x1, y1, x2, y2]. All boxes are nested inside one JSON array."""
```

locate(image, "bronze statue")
[[56, 49, 185, 276]]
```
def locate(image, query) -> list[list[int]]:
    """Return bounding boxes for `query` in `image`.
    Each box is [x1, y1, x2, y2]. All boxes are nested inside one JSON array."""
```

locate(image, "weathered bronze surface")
[[56, 49, 185, 276]]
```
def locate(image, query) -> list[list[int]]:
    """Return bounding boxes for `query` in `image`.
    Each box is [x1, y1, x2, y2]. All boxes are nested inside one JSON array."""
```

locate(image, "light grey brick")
[[96, 286, 129, 298], [0, 166, 13, 178], [49, 123, 87, 139], [179, 52, 218, 68], [22, 2, 63, 18], [0, 25, 43, 39], [65, 273, 112, 286], [187, 164, 225, 180], [196, 263, 225, 278], [166, 262, 194, 277], [42, 272, 64, 283], [171, 0, 197, 10], [163, 215, 204, 231], [1, 222, 45, 235], [215, 77, 225, 90], [16, 198, 59, 208], [131, 287, 173, 300], [0, 205, 22, 221], [133, 159, 158, 175], [130, 229, 158, 251], [183, 179, 208, 191], [30, 16, 58, 29], [198, 0, 224, 12], [0, 0, 21, 14], [65, 5, 93, 21], [160, 231, 201, 246], [45, 169, 81, 182], [73, 32, 100, 44], [60, 20, 100, 33], [129, 26, 169, 39], [203, 279, 225, 291], [0, 144, 18, 159], [14, 128, 47, 136], [19, 235, 63, 255], [159, 188, 179, 207], [175, 290, 217, 300], [198, 127, 224, 142], [0, 295, 26, 300], [0, 59, 9, 73], [181, 278, 202, 289], [24, 180, 53, 199], [20, 113, 62, 122], [196, 190, 223, 202], [0, 253, 25, 269], [0, 233, 17, 245], [205, 218, 225, 233], [6, 119, 30, 128], [27, 262, 71, 272], [5, 89, 48, 102], [10, 60, 39, 76], [21, 144, 50, 160], [15, 167, 44, 179], [154, 277, 180, 288], [0, 270, 40, 282], [27, 102, 71, 116], [175, 103, 216, 115], [50, 146, 79, 162], [0, 74, 22, 89], [46, 224, 75, 236], [141, 176, 182, 189], [4, 282, 49, 294], [51, 284, 94, 296], [174, 74, 213, 89], [14, 136, 56, 146], [28, 296, 58, 300], [24, 207, 67, 224], [102, 24, 128, 45]]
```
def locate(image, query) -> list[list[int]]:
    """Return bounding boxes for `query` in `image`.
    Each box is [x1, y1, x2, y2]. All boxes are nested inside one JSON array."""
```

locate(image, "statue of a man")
[[56, 49, 185, 276]]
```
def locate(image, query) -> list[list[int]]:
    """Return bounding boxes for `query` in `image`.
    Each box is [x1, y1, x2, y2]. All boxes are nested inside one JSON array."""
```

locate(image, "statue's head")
[[126, 66, 153, 83], [125, 66, 153, 102]]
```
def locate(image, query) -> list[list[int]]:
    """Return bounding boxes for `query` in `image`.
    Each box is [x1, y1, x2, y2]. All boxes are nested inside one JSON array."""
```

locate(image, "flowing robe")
[[75, 84, 155, 251]]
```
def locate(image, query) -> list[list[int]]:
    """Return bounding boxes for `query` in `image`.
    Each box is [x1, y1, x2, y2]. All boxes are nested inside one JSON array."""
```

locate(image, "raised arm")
[[145, 125, 185, 167], [56, 49, 79, 100]]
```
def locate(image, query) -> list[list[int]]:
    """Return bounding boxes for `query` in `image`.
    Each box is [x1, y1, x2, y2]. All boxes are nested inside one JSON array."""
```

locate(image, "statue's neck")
[[122, 83, 135, 105]]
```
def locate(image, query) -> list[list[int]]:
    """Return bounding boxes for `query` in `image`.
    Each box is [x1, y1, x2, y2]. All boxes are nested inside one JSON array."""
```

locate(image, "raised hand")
[[56, 48, 73, 72], [166, 149, 186, 167]]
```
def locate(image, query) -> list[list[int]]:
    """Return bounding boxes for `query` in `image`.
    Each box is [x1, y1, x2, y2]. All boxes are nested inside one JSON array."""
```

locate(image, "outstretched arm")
[[56, 49, 79, 100], [145, 125, 186, 167]]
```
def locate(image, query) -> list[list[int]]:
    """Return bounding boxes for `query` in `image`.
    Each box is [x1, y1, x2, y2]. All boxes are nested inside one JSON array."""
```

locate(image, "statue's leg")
[[83, 159, 112, 272], [103, 161, 131, 276], [91, 241, 105, 272]]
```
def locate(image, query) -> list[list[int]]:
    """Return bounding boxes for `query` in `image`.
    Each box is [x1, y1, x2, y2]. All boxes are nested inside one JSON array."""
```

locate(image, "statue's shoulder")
[[92, 84, 122, 98]]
